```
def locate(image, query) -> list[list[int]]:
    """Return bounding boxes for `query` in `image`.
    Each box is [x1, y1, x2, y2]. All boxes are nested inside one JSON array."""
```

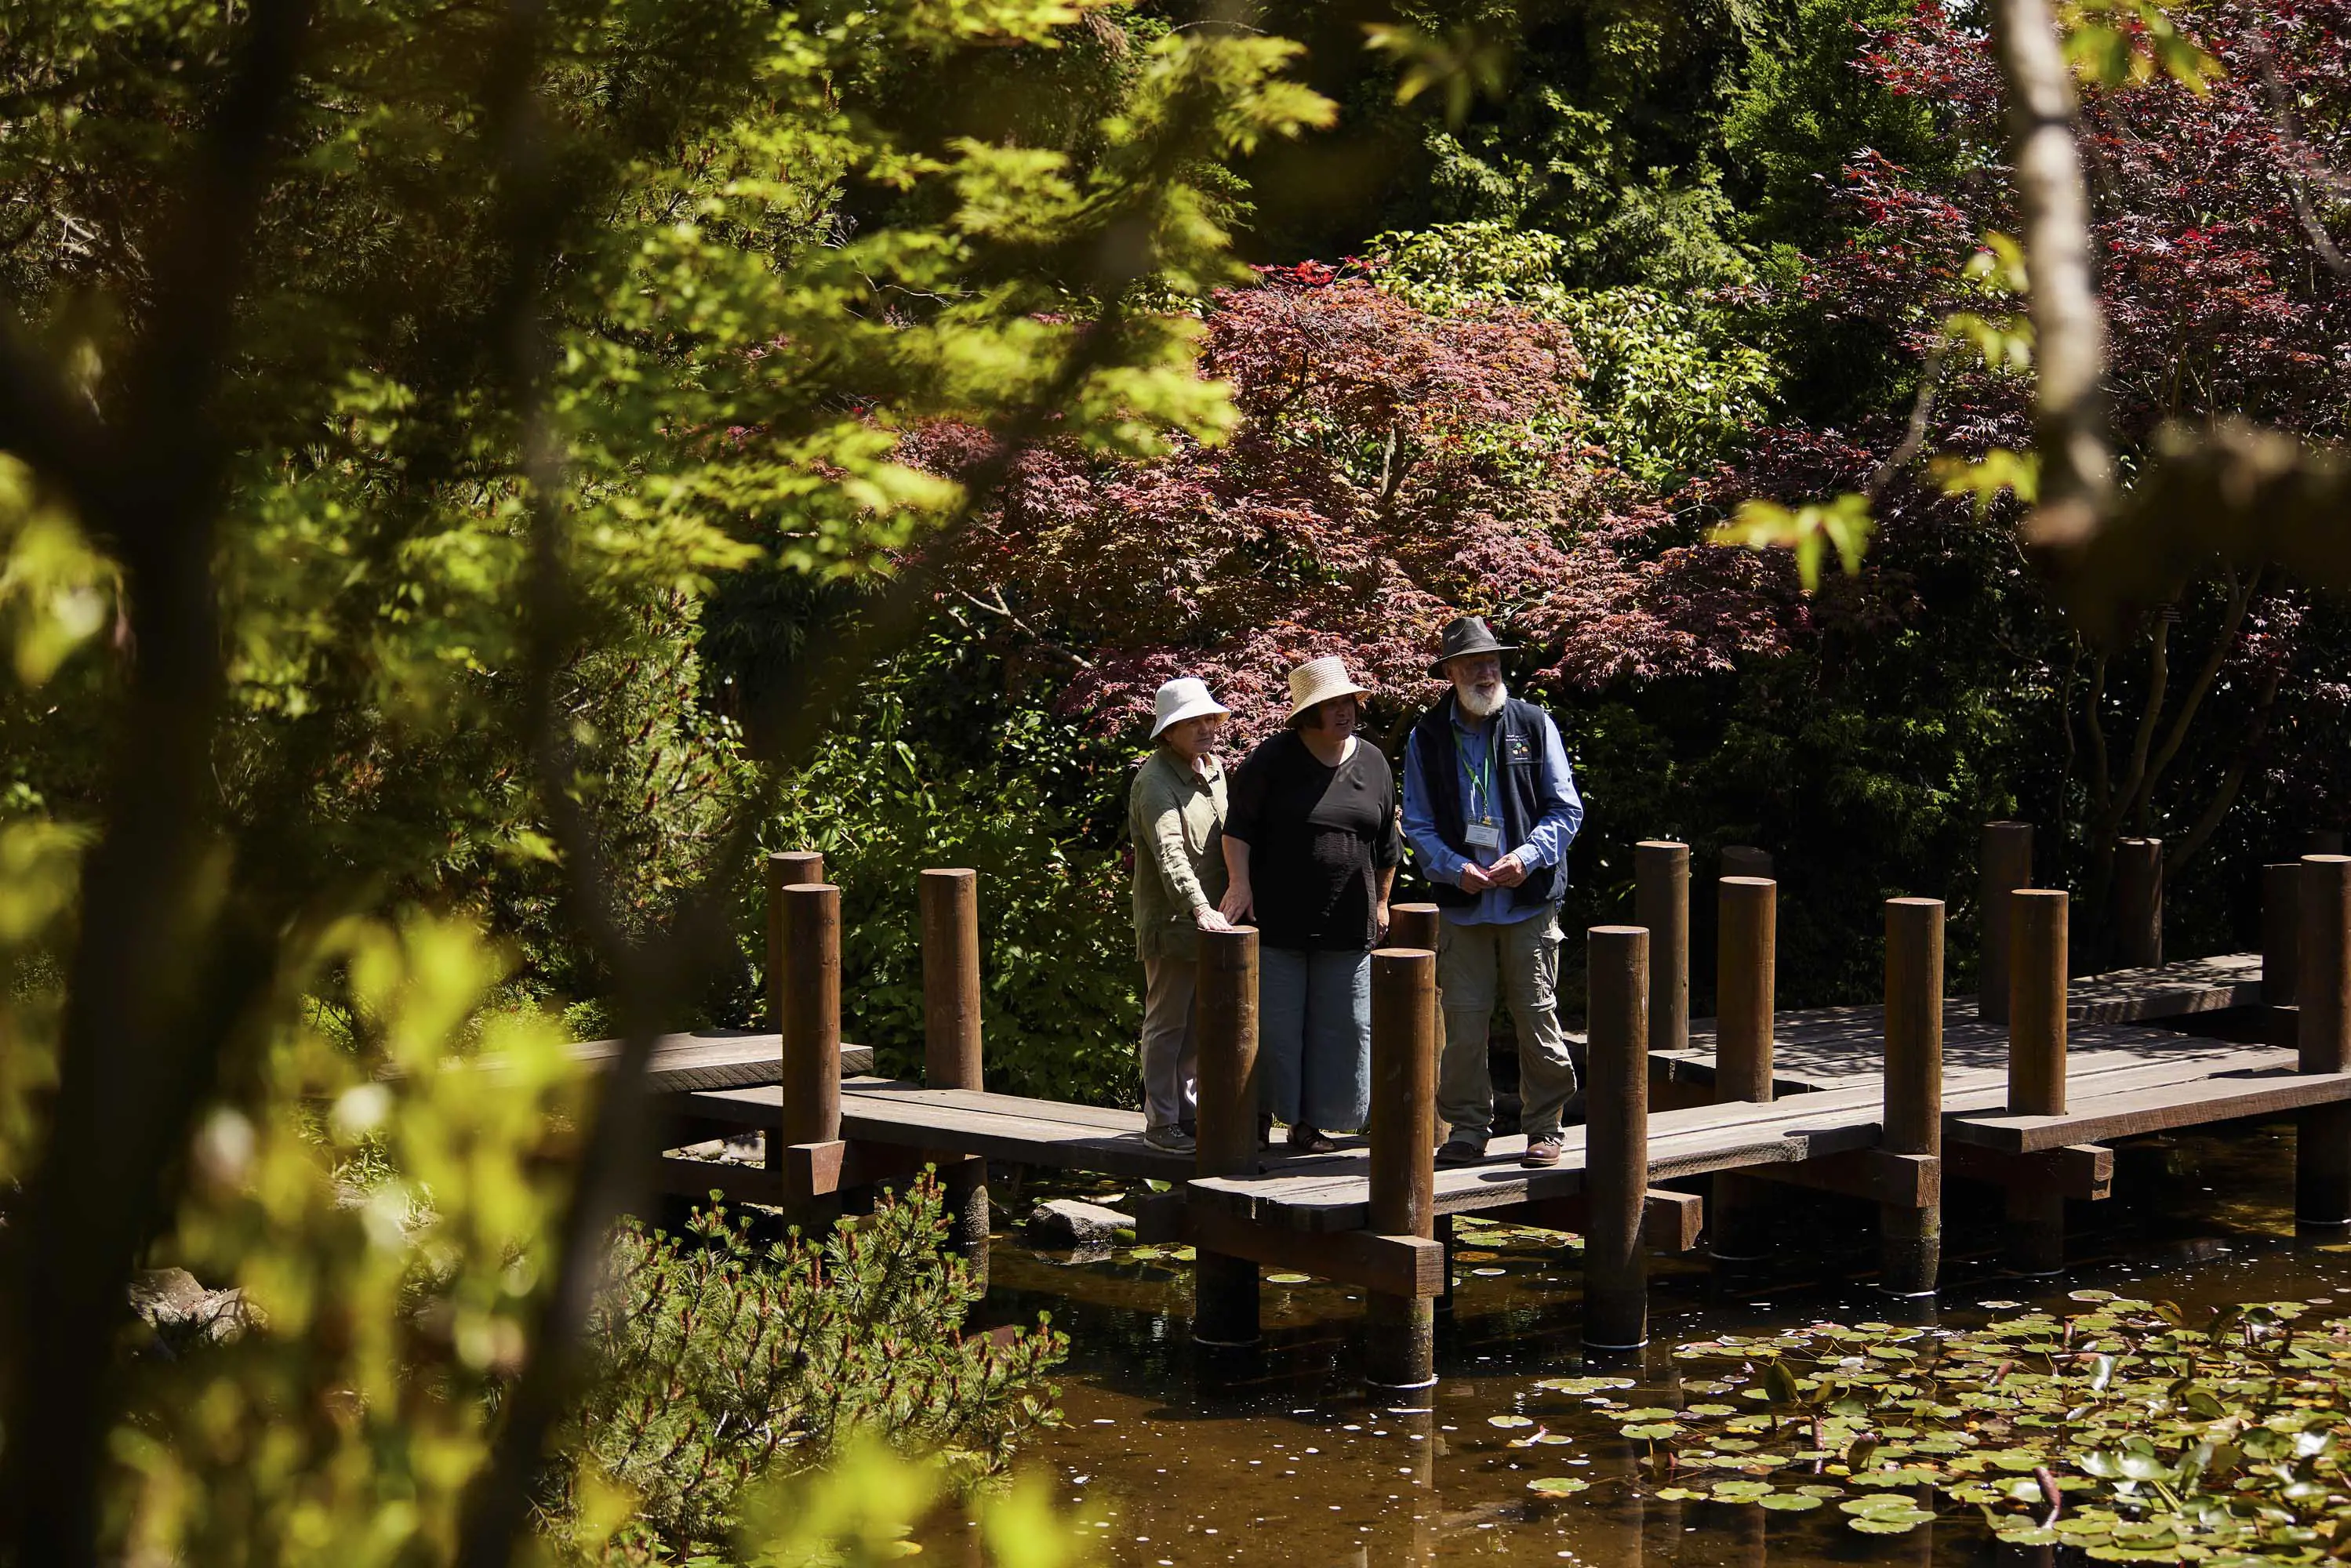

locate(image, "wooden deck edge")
[[1946, 1071, 2351, 1152]]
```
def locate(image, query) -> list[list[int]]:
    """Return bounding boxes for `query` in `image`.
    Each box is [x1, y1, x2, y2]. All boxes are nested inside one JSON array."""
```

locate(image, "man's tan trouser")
[[1435, 910, 1579, 1144]]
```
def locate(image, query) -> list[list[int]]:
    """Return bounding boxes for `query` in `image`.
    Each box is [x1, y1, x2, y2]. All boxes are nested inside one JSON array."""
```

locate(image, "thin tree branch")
[[1991, 0, 2117, 554], [2141, 566, 2256, 804], [1867, 340, 1949, 497]]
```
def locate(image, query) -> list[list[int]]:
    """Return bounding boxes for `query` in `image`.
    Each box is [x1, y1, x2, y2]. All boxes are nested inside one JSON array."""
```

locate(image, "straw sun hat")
[[1285, 655, 1372, 721]]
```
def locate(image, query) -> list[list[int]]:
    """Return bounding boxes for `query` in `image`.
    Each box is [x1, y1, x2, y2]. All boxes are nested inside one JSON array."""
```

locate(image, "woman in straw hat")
[[1128, 677, 1236, 1155], [1218, 656, 1401, 1154]]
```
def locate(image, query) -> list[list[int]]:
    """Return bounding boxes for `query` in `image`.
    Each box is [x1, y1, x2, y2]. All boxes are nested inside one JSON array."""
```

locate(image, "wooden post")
[[2006, 887, 2069, 1274], [1635, 841, 1690, 1055], [1710, 877, 1775, 1265], [921, 868, 990, 1280], [766, 850, 826, 1032], [1583, 925, 1650, 1354], [1364, 946, 1438, 1399], [2113, 837, 2163, 970], [1193, 926, 1263, 1346], [1721, 844, 1773, 881], [1979, 822, 2033, 1024], [1390, 902, 1441, 956], [1880, 898, 1943, 1297], [2266, 861, 2302, 1051], [2296, 855, 2351, 1229], [776, 881, 844, 1228]]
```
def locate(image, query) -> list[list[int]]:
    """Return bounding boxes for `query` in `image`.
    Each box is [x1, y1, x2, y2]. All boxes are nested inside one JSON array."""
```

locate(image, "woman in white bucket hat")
[[1128, 676, 1235, 1154], [1219, 656, 1400, 1154]]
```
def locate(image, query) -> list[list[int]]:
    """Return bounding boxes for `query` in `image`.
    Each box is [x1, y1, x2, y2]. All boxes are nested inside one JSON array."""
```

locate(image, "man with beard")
[[1400, 616, 1585, 1168]]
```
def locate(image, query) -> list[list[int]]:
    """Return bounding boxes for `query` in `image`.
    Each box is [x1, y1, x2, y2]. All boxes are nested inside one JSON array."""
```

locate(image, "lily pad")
[[1525, 1476, 1590, 1496], [1757, 1493, 1825, 1512], [1488, 1414, 1534, 1429]]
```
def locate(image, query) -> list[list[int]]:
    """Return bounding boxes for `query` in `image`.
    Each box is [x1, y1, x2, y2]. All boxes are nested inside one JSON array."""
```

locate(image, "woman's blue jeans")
[[1258, 946, 1371, 1131]]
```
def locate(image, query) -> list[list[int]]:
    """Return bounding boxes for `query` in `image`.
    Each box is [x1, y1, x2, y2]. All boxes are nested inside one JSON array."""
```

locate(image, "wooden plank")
[[1481, 1190, 1706, 1252], [1183, 1207, 1445, 1298], [1748, 1149, 1939, 1207], [1949, 1069, 2351, 1152], [845, 1082, 1154, 1134], [1944, 1142, 2113, 1200]]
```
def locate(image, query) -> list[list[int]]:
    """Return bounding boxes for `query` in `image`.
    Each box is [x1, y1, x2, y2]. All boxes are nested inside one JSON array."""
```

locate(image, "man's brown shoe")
[[1521, 1135, 1564, 1168]]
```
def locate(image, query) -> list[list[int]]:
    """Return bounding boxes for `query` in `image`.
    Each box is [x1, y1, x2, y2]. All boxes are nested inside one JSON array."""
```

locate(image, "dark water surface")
[[961, 1122, 2351, 1566]]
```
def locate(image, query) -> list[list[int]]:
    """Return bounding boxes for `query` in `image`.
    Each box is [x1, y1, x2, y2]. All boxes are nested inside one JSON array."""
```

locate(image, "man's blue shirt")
[[1401, 704, 1583, 926]]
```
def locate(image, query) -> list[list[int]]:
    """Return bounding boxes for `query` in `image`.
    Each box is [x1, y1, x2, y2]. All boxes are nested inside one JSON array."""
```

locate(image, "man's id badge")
[[1465, 821, 1503, 851]]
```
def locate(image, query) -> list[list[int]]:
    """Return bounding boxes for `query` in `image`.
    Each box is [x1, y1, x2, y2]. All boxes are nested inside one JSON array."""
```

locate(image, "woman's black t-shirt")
[[1225, 730, 1403, 952]]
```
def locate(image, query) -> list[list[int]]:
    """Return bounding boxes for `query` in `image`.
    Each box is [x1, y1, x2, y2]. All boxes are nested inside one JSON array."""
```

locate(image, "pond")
[[965, 1120, 2351, 1565]]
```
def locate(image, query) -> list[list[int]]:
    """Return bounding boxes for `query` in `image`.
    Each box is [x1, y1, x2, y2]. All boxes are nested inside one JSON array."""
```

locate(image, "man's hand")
[[1458, 862, 1494, 893], [1485, 852, 1529, 889], [1195, 906, 1234, 932], [1217, 883, 1254, 924]]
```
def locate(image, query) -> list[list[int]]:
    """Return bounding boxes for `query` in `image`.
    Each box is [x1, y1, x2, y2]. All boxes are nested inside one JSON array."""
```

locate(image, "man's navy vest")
[[1410, 694, 1569, 911]]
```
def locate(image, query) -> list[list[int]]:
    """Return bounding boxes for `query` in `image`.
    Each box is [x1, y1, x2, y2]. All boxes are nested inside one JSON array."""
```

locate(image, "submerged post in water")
[[1364, 946, 1439, 1399], [1584, 924, 1650, 1355], [1194, 926, 1263, 1345], [1881, 898, 1944, 1297], [921, 867, 989, 1279]]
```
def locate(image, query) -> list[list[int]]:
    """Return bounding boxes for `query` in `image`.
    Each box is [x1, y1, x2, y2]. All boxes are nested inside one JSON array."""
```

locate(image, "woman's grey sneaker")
[[1144, 1123, 1196, 1154]]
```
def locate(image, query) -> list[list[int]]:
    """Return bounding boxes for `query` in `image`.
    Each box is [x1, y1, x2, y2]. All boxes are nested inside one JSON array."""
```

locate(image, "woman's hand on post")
[[1194, 906, 1234, 933]]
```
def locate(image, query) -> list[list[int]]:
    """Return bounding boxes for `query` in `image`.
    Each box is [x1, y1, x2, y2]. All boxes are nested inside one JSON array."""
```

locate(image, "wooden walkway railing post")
[[1364, 946, 1438, 1401], [2006, 887, 2069, 1273], [1979, 822, 2033, 1024], [1636, 841, 1691, 1056], [1583, 925, 1650, 1354], [2296, 855, 2351, 1230], [1710, 876, 1776, 1265], [1386, 901, 1450, 1311], [921, 867, 990, 1280], [1880, 898, 1943, 1296], [2113, 838, 2164, 970], [776, 878, 845, 1226], [2266, 860, 2302, 1051], [1194, 925, 1263, 1346]]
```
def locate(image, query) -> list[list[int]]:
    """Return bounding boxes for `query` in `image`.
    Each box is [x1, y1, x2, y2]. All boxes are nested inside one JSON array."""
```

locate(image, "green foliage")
[[1369, 223, 1777, 485], [750, 624, 1141, 1105], [1518, 1297, 2351, 1557], [1711, 493, 1875, 592], [562, 1178, 1065, 1559]]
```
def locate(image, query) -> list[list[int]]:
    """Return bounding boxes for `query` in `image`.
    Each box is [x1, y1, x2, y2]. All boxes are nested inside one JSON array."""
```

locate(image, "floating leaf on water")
[[1488, 1414, 1534, 1428], [1619, 1407, 1678, 1421], [1525, 1476, 1590, 1496], [1686, 1403, 1737, 1417], [1652, 1486, 1705, 1501], [1758, 1493, 1825, 1512], [1681, 1380, 1734, 1395], [1168, 1246, 1197, 1261], [1471, 1267, 1507, 1276], [1622, 1422, 1682, 1441], [1708, 1480, 1775, 1502], [1849, 1513, 1931, 1534], [1535, 1376, 1634, 1395], [2070, 1289, 2117, 1303], [1266, 1272, 1313, 1285]]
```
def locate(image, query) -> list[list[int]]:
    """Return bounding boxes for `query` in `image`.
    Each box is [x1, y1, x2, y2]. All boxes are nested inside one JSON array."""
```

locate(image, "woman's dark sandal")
[[1287, 1125, 1337, 1156], [1520, 1135, 1564, 1168]]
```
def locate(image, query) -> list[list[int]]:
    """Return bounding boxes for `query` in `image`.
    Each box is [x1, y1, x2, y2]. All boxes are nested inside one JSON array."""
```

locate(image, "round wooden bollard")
[[1582, 925, 1650, 1355], [2113, 838, 2164, 971], [1364, 946, 1438, 1399], [2007, 889, 2069, 1116], [1389, 902, 1441, 956], [1880, 898, 1944, 1297], [920, 868, 989, 1279], [2296, 856, 2351, 1229], [2266, 861, 2303, 1051], [1194, 926, 1263, 1347], [766, 850, 827, 1033], [1710, 876, 1776, 1267], [1979, 822, 2033, 1025], [1635, 841, 1691, 1056], [779, 883, 842, 1149], [920, 869, 984, 1091]]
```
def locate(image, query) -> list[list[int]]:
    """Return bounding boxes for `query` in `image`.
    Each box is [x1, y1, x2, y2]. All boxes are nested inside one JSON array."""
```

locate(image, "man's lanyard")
[[1459, 724, 1497, 824]]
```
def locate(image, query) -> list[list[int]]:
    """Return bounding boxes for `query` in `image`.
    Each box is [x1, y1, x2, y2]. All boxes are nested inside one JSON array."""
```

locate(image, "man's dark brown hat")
[[1428, 615, 1517, 678]]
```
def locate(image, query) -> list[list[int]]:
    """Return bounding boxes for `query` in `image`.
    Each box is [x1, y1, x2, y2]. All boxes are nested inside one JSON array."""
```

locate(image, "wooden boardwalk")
[[663, 841, 2351, 1384]]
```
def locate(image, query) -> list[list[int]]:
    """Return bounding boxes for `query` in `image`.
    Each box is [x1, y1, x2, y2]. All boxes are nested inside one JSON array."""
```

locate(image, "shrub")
[[561, 1176, 1065, 1556]]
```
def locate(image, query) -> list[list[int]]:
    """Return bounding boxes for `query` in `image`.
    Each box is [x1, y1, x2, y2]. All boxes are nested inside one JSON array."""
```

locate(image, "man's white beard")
[[1457, 680, 1509, 719]]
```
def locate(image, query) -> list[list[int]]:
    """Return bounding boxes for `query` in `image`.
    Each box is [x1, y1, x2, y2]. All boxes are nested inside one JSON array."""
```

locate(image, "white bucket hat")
[[1285, 655, 1372, 720], [1150, 677, 1230, 739]]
